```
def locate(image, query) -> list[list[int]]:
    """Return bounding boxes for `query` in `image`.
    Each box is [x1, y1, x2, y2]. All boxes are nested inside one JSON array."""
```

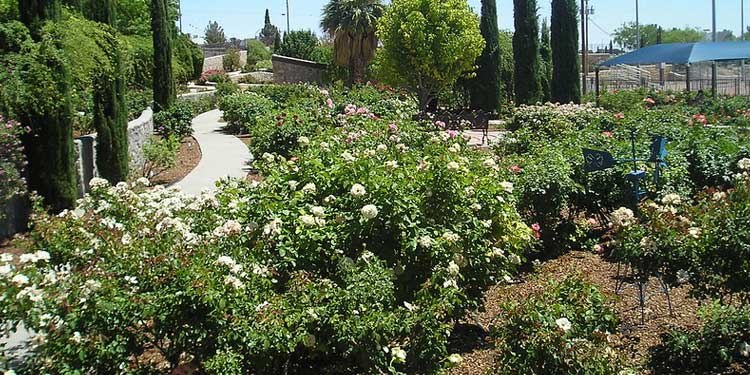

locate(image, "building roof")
[[599, 41, 750, 66]]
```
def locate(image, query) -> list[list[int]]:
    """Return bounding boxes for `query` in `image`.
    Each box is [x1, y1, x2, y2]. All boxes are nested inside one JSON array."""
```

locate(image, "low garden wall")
[[272, 54, 326, 85], [0, 108, 154, 238], [74, 107, 154, 195], [202, 51, 247, 72]]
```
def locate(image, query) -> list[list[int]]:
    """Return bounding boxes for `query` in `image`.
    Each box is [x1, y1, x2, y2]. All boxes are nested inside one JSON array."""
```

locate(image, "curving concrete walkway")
[[176, 109, 253, 195]]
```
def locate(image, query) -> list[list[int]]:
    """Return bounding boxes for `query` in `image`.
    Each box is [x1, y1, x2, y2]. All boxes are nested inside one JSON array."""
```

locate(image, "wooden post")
[[686, 64, 691, 92]]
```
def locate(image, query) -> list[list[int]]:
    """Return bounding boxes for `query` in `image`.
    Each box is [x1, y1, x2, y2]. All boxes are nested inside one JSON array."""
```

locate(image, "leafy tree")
[[204, 20, 226, 45], [151, 0, 175, 111], [258, 8, 279, 46], [512, 0, 541, 105], [550, 0, 580, 104], [88, 0, 129, 182], [614, 23, 706, 49], [498, 30, 515, 103], [466, 0, 501, 111], [716, 29, 737, 42], [222, 47, 241, 71], [276, 30, 318, 61], [321, 0, 383, 86], [539, 18, 552, 102], [378, 0, 484, 110]]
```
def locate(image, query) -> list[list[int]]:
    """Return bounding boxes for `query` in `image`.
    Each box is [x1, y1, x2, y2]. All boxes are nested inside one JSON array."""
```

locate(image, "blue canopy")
[[599, 41, 750, 66]]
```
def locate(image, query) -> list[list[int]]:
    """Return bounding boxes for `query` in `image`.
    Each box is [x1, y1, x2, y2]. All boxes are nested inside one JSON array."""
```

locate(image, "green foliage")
[[3, 35, 77, 211], [141, 135, 179, 178], [539, 18, 552, 102], [114, 0, 150, 35], [1, 84, 532, 374], [151, 0, 175, 111], [498, 30, 515, 105], [513, 0, 542, 105], [222, 47, 241, 71], [550, 0, 580, 104], [173, 33, 204, 83], [214, 81, 240, 98], [258, 9, 279, 47], [377, 0, 485, 110], [276, 29, 318, 61], [218, 92, 275, 134], [491, 276, 625, 375], [204, 20, 226, 45], [198, 69, 230, 85], [467, 0, 501, 111], [246, 38, 271, 68], [125, 88, 152, 120], [320, 0, 383, 85], [0, 116, 27, 219], [310, 43, 347, 84], [19, 0, 61, 38], [121, 34, 152, 88], [153, 101, 193, 140], [650, 303, 750, 374], [0, 20, 30, 52], [614, 22, 706, 49]]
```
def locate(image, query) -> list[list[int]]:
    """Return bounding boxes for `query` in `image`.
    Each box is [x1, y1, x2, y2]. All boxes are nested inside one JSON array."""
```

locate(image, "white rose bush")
[[1, 85, 533, 374]]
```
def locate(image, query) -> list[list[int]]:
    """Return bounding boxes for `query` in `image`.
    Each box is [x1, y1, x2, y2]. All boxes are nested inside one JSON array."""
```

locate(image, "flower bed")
[[1, 85, 533, 374]]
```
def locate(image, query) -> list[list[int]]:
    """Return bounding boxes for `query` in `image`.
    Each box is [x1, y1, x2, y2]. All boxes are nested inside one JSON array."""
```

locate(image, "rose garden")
[[1, 0, 749, 374]]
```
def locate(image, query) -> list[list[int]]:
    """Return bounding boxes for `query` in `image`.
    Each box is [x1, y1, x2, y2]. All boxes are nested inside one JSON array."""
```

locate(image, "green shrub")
[[126, 88, 153, 120], [491, 276, 626, 375], [254, 59, 272, 71], [140, 135, 180, 179], [222, 47, 241, 72], [650, 303, 750, 374], [0, 115, 27, 219], [218, 92, 274, 134], [276, 30, 318, 61], [1, 83, 532, 374], [153, 101, 193, 139], [246, 38, 271, 68]]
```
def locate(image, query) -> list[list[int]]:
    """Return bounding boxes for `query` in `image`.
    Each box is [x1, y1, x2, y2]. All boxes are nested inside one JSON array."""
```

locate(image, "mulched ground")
[[448, 250, 704, 375], [150, 136, 202, 186]]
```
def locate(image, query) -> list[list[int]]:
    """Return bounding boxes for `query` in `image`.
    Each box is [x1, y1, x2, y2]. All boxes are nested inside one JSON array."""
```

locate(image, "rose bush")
[[0, 115, 26, 219], [1, 85, 532, 374]]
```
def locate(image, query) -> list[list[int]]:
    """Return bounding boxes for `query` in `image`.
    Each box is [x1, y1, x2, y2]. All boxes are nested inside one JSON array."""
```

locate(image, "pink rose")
[[510, 165, 522, 173], [326, 98, 334, 109], [388, 123, 398, 132], [602, 131, 613, 138]]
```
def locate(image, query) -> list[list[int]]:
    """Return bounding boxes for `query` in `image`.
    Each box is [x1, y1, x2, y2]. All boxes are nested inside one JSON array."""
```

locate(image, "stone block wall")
[[272, 54, 326, 85], [202, 51, 248, 72]]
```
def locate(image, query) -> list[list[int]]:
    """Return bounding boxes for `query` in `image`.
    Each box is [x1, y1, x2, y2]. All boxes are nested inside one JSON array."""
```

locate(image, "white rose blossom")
[[361, 205, 379, 220], [350, 183, 366, 197], [555, 317, 572, 332]]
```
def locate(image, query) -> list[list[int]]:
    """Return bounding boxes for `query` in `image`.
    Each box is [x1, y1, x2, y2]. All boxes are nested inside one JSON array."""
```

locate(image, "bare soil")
[[150, 136, 202, 186], [448, 250, 704, 375]]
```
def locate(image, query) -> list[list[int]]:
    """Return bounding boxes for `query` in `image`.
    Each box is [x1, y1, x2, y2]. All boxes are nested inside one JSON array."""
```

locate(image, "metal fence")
[[588, 78, 750, 96]]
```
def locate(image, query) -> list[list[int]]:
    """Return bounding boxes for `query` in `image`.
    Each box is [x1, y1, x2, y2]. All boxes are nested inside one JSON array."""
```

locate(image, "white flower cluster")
[[361, 205, 379, 220], [661, 193, 682, 206], [213, 220, 243, 237], [215, 255, 246, 289], [610, 207, 635, 228], [738, 158, 750, 171]]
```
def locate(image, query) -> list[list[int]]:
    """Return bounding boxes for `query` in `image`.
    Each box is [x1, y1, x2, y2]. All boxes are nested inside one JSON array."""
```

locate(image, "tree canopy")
[[204, 20, 226, 45], [378, 0, 484, 110], [613, 22, 707, 49]]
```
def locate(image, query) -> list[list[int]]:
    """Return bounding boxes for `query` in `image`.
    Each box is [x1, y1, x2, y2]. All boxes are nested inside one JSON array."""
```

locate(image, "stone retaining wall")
[[203, 51, 248, 72], [272, 54, 326, 85], [0, 108, 154, 238]]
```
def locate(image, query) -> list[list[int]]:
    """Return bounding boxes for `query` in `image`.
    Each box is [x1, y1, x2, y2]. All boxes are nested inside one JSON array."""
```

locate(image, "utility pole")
[[581, 0, 588, 95], [635, 0, 640, 49], [742, 0, 745, 94], [712, 0, 717, 95], [286, 0, 291, 33]]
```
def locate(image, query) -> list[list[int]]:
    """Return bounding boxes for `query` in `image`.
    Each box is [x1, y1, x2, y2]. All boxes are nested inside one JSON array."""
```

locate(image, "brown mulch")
[[0, 236, 26, 261], [448, 251, 704, 375], [150, 136, 202, 186]]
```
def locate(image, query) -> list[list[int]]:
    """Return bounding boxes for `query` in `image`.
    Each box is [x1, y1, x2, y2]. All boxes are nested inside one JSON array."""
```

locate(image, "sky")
[[180, 0, 749, 48]]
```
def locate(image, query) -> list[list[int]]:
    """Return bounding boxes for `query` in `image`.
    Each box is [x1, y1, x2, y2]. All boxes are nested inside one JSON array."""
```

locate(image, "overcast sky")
[[181, 0, 749, 48]]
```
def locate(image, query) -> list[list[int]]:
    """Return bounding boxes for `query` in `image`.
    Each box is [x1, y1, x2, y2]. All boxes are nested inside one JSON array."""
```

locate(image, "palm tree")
[[321, 0, 383, 86]]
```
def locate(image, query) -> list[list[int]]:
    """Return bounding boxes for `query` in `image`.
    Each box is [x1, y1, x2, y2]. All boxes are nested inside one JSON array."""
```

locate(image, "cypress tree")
[[19, 0, 61, 39], [91, 0, 129, 182], [151, 0, 175, 112], [18, 0, 77, 210], [468, 0, 501, 111], [550, 0, 580, 104], [273, 32, 281, 51], [539, 18, 552, 102], [512, 0, 542, 105]]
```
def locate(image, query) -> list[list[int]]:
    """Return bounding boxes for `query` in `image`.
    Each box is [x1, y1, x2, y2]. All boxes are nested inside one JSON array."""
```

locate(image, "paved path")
[[176, 109, 253, 195]]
